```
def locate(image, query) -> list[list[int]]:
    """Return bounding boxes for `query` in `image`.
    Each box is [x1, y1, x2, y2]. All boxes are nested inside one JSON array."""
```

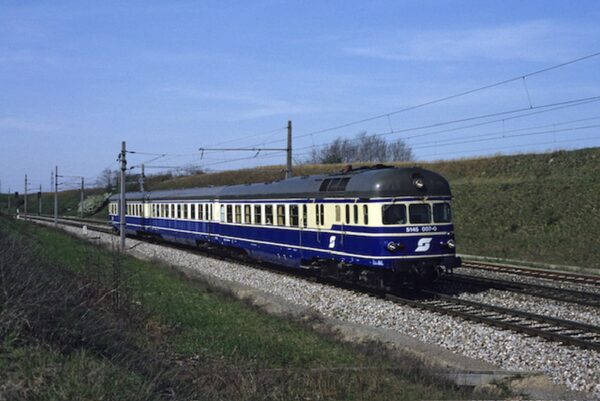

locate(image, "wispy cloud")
[[160, 86, 325, 119], [344, 20, 597, 62], [0, 117, 57, 132]]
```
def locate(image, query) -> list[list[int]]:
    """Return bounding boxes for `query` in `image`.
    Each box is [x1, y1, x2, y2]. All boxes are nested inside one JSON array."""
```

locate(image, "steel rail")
[[386, 292, 600, 352], [442, 273, 600, 308], [462, 261, 600, 286]]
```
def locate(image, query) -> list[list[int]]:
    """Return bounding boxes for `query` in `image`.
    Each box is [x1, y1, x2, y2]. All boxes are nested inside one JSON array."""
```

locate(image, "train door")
[[299, 204, 308, 260]]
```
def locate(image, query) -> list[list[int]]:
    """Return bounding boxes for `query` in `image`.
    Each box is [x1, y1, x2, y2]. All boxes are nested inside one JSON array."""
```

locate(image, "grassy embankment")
[[0, 216, 484, 400], [3, 146, 597, 267]]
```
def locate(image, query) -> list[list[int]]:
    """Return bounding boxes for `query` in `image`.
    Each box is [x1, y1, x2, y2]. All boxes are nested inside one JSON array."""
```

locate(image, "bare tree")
[[306, 132, 413, 164], [96, 168, 118, 191], [388, 138, 413, 161]]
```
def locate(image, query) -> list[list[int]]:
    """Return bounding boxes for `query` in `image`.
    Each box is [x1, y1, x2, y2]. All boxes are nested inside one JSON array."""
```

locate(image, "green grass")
[[0, 340, 149, 401], [1, 217, 487, 400]]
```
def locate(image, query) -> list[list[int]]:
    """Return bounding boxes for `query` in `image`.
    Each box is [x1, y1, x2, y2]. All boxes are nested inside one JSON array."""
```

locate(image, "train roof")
[[109, 165, 451, 202]]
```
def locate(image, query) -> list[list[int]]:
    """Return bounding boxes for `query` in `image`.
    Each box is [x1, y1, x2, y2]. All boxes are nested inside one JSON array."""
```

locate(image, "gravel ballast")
[[40, 222, 600, 397]]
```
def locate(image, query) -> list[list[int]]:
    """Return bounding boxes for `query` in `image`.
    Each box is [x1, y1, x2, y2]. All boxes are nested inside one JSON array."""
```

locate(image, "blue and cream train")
[[108, 165, 461, 286]]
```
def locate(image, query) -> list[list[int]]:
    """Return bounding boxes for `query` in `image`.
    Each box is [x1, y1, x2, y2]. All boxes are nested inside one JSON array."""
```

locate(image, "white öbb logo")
[[415, 238, 432, 252], [329, 235, 337, 249]]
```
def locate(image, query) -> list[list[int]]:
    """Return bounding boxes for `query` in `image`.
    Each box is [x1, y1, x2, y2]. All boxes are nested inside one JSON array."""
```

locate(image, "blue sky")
[[1, 0, 599, 192]]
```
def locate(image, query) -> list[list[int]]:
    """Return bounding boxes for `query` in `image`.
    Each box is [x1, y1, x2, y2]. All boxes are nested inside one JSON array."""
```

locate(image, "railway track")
[[462, 260, 600, 286], [23, 215, 113, 234], [23, 214, 600, 353], [387, 291, 600, 352], [441, 273, 600, 308]]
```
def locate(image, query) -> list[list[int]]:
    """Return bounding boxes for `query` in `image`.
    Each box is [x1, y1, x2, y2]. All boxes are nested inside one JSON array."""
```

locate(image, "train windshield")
[[433, 202, 452, 223], [382, 204, 407, 225], [409, 204, 431, 224]]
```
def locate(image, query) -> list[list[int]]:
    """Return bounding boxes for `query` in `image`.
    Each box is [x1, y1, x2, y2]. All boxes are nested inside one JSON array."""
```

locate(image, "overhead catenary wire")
[[291, 95, 600, 154], [261, 51, 600, 145]]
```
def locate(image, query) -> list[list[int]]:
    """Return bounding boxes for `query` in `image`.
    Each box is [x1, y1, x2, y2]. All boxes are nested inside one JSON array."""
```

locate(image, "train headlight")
[[387, 242, 399, 252], [413, 178, 424, 189], [446, 239, 455, 249]]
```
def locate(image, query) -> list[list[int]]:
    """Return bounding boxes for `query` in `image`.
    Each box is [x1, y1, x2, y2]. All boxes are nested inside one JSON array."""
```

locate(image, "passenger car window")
[[409, 204, 431, 224], [277, 205, 285, 226], [244, 205, 251, 223], [235, 205, 242, 223], [433, 203, 452, 223], [302, 205, 307, 228], [265, 205, 273, 225], [226, 205, 233, 223], [382, 204, 407, 225], [290, 205, 299, 227], [363, 205, 368, 225], [254, 205, 262, 224]]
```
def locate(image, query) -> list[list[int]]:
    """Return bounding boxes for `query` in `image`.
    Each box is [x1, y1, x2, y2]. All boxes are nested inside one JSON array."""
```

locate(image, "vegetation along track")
[[441, 272, 600, 308], [462, 260, 600, 286], [23, 214, 600, 353]]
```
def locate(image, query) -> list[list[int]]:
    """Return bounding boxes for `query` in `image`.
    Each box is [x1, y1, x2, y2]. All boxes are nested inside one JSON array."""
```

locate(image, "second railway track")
[[441, 272, 600, 308], [387, 290, 600, 352]]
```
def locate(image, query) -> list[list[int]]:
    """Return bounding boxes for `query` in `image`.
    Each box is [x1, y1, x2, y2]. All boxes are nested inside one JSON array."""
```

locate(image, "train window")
[[191, 204, 196, 220], [345, 205, 350, 224], [353, 205, 359, 224], [335, 205, 341, 222], [276, 205, 285, 226], [433, 203, 452, 223], [175, 204, 180, 219], [363, 205, 369, 225], [182, 204, 188, 219], [290, 205, 299, 227], [197, 204, 202, 220], [319, 179, 331, 191], [226, 205, 233, 223], [314, 204, 319, 226], [382, 204, 407, 225], [302, 205, 307, 228], [265, 205, 273, 225], [244, 205, 251, 223], [320, 204, 325, 226], [209, 204, 213, 220], [220, 205, 225, 222], [409, 204, 431, 224], [234, 205, 242, 223], [254, 205, 262, 224]]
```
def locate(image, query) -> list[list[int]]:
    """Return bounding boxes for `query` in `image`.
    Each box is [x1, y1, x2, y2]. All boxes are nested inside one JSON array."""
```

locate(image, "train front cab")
[[379, 198, 461, 281]]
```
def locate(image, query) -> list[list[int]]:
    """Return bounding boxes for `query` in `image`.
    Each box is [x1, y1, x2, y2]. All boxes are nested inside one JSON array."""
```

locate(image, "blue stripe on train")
[[110, 215, 455, 270]]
